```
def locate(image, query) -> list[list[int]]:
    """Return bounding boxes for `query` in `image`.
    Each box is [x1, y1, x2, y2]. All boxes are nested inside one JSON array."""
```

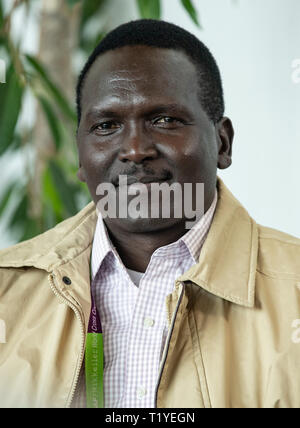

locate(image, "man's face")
[[77, 45, 233, 233]]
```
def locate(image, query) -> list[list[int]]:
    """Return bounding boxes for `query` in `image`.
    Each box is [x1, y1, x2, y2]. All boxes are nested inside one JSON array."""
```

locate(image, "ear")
[[77, 163, 87, 183], [216, 117, 234, 170]]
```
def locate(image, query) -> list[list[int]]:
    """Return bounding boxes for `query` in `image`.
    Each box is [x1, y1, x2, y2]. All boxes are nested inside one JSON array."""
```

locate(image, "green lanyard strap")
[[85, 263, 104, 408]]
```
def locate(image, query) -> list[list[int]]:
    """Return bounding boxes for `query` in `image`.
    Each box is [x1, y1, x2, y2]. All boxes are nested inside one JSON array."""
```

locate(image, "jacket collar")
[[0, 201, 98, 272], [177, 178, 258, 307], [0, 178, 258, 307]]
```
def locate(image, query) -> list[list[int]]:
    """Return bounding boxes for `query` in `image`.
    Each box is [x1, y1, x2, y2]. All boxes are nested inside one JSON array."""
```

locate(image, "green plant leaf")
[[19, 217, 41, 242], [8, 192, 28, 230], [42, 198, 60, 231], [0, 0, 4, 27], [67, 0, 82, 8], [180, 0, 201, 27], [7, 189, 41, 242], [0, 4, 8, 49], [136, 0, 161, 19], [25, 54, 77, 123], [49, 160, 78, 216], [42, 165, 63, 216], [0, 68, 23, 156], [0, 182, 15, 217], [9, 133, 23, 151], [37, 95, 62, 150], [79, 0, 108, 31], [0, 63, 11, 123]]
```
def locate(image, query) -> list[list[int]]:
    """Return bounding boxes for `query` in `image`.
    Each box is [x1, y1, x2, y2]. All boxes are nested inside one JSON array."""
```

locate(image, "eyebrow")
[[84, 103, 195, 122]]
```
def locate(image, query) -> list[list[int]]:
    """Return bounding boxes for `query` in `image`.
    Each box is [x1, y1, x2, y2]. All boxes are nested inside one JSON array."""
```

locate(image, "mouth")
[[115, 172, 172, 188]]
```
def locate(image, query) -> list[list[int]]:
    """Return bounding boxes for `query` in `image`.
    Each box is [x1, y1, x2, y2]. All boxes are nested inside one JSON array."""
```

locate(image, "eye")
[[91, 121, 121, 134], [155, 116, 177, 123], [153, 116, 183, 127]]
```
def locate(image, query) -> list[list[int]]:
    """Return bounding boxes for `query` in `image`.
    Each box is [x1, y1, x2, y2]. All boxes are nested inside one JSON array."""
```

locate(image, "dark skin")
[[77, 45, 234, 272]]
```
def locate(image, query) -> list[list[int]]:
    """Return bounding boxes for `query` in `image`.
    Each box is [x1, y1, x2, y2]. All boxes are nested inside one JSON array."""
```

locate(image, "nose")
[[118, 123, 158, 164]]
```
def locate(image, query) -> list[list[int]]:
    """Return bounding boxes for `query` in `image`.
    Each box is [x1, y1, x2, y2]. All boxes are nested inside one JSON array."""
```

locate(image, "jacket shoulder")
[[0, 201, 96, 269], [257, 224, 300, 279]]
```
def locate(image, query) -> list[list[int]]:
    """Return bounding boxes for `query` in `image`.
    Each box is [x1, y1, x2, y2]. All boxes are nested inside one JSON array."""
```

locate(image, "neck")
[[103, 187, 217, 272], [105, 220, 188, 273]]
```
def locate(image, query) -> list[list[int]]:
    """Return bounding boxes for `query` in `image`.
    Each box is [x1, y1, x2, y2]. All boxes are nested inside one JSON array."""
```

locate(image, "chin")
[[105, 216, 182, 234]]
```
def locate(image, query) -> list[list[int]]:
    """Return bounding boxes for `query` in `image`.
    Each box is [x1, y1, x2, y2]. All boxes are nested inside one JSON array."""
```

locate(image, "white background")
[[0, 0, 299, 249], [163, 0, 300, 238]]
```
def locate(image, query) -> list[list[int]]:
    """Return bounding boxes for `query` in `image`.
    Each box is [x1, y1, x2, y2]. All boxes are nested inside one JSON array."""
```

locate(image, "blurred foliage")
[[0, 0, 200, 245]]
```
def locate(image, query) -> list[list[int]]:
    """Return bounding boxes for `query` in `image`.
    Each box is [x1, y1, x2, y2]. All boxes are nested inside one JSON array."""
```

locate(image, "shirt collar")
[[91, 189, 218, 280], [180, 189, 218, 262], [90, 215, 115, 280]]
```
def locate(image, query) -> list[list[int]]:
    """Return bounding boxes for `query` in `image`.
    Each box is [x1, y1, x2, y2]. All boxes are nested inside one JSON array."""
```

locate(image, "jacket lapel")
[[177, 178, 258, 307], [0, 201, 97, 271]]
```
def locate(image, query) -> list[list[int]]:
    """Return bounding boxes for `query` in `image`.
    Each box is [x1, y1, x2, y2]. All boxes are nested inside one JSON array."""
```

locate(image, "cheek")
[[77, 146, 117, 202], [78, 140, 115, 177], [172, 138, 218, 183]]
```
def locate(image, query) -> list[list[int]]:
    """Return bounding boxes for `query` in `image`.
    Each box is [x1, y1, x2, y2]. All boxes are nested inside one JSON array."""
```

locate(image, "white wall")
[[0, 0, 299, 249], [162, 0, 300, 237]]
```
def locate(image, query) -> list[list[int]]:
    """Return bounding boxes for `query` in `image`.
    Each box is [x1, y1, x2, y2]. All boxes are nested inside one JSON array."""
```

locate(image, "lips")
[[115, 172, 172, 187], [128, 176, 168, 185]]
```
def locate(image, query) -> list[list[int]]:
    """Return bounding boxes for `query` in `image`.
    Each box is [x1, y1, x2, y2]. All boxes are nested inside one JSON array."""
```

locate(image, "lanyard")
[[85, 266, 104, 408]]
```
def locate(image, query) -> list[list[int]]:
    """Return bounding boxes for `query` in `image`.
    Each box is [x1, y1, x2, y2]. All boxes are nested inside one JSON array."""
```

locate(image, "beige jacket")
[[0, 178, 300, 408]]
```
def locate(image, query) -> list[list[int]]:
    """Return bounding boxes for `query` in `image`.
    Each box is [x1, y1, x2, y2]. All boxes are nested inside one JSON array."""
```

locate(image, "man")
[[0, 19, 300, 408]]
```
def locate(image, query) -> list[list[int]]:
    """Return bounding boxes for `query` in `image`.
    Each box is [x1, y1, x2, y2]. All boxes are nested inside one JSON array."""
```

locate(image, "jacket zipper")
[[154, 282, 185, 407], [48, 273, 86, 408]]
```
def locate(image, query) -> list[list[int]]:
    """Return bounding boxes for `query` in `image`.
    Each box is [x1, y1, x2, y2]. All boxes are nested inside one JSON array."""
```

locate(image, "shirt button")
[[136, 387, 147, 399], [143, 317, 155, 328]]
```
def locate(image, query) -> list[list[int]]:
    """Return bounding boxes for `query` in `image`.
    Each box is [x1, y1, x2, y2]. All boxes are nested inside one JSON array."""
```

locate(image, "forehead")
[[81, 46, 200, 114]]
